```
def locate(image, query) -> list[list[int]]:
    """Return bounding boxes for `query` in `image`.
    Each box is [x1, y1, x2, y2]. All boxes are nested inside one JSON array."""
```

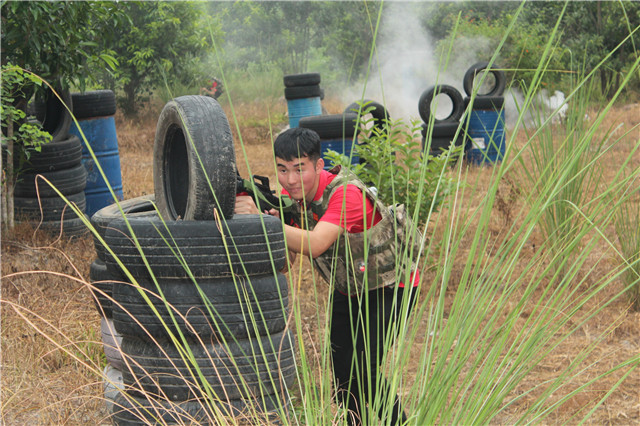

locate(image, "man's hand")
[[235, 195, 260, 215]]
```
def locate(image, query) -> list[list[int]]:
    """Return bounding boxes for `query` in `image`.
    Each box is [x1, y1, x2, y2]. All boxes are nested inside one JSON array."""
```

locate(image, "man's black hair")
[[273, 127, 321, 162]]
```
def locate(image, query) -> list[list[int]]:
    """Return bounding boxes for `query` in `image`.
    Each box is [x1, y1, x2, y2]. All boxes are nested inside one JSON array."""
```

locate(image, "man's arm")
[[235, 195, 342, 258], [283, 221, 341, 258]]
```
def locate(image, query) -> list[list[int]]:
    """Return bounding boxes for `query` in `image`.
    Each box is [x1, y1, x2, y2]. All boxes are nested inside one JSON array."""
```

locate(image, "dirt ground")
[[1, 98, 638, 425]]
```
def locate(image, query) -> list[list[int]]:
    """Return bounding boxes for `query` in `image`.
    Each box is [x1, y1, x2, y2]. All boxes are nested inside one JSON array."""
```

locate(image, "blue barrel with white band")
[[465, 96, 506, 165]]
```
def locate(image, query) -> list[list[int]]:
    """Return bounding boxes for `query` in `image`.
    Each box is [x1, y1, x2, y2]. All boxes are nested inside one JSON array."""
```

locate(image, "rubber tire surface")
[[111, 390, 287, 425], [154, 95, 236, 221], [283, 85, 321, 100], [71, 90, 117, 118], [91, 258, 127, 318], [104, 215, 286, 279], [102, 317, 125, 370], [121, 330, 296, 401], [463, 62, 506, 97], [112, 273, 289, 340], [421, 121, 462, 138], [344, 100, 390, 136], [298, 113, 358, 139], [14, 163, 87, 198], [39, 213, 89, 236], [418, 85, 464, 124], [14, 191, 86, 221], [464, 95, 505, 111], [283, 73, 321, 87], [91, 195, 157, 261], [19, 134, 83, 173], [34, 85, 73, 143]]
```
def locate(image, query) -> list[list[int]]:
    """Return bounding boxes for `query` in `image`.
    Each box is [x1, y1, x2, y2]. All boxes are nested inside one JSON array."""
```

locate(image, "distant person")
[[200, 77, 223, 100], [235, 127, 420, 425]]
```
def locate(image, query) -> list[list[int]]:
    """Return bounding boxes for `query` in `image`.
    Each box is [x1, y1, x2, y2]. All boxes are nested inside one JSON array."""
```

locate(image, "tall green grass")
[[3, 1, 639, 425]]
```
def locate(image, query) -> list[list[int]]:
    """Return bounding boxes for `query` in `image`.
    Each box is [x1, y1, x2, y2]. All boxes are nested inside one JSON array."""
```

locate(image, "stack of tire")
[[462, 62, 507, 165], [92, 96, 295, 424], [417, 84, 466, 162], [13, 85, 89, 236], [299, 112, 360, 170], [284, 72, 323, 128], [68, 90, 124, 216], [89, 195, 158, 414]]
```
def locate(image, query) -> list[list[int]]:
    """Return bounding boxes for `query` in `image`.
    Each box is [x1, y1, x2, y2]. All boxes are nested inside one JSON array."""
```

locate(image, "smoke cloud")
[[340, 3, 567, 130]]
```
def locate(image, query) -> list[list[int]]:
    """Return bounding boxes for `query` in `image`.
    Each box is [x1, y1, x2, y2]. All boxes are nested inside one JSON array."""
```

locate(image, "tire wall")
[[14, 86, 87, 236]]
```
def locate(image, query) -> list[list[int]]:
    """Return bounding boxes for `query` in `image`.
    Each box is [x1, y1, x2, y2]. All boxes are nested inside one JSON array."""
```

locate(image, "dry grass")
[[1, 98, 638, 425]]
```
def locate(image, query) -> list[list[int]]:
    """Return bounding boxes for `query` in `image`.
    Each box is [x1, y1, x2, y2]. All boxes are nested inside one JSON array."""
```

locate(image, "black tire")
[[121, 330, 296, 401], [104, 215, 286, 279], [463, 62, 506, 97], [283, 85, 321, 100], [418, 85, 464, 124], [72, 90, 117, 119], [421, 123, 466, 157], [91, 195, 157, 261], [14, 191, 86, 221], [33, 84, 73, 143], [91, 258, 127, 318], [344, 100, 390, 136], [421, 121, 462, 138], [464, 96, 505, 111], [112, 273, 289, 340], [111, 390, 287, 425], [298, 113, 359, 139], [34, 213, 90, 237], [154, 96, 236, 221], [283, 72, 321, 88], [14, 163, 87, 198], [102, 317, 125, 371], [18, 134, 83, 173]]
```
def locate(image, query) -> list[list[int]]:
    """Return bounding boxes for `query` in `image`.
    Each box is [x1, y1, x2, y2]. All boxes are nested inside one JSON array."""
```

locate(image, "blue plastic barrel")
[[320, 138, 359, 170], [287, 97, 322, 128], [69, 116, 124, 216], [466, 108, 505, 165]]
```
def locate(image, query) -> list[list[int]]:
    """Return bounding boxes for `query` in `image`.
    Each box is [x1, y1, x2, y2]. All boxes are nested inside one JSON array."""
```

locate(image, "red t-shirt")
[[282, 170, 419, 287]]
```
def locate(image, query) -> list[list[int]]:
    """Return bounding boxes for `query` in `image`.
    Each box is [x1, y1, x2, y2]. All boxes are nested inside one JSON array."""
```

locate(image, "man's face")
[[276, 155, 324, 202]]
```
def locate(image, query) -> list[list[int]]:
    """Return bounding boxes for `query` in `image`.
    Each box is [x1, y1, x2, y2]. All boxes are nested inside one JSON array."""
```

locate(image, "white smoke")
[[341, 3, 481, 123], [503, 88, 569, 129], [341, 3, 569, 130]]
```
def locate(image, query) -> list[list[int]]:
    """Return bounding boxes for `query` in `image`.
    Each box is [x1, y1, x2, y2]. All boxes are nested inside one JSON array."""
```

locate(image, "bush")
[[325, 109, 459, 226]]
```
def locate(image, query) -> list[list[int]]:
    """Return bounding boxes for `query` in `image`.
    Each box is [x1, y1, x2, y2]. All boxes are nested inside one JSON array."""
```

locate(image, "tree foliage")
[[422, 1, 640, 97], [212, 1, 378, 79], [1, 65, 52, 228], [96, 1, 217, 115], [1, 1, 122, 92]]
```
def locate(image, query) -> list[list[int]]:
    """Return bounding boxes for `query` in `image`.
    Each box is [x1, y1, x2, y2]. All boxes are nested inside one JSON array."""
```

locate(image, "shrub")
[[325, 110, 460, 226]]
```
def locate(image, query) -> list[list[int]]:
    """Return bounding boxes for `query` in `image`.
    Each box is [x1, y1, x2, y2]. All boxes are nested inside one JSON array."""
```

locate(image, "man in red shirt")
[[235, 127, 419, 425]]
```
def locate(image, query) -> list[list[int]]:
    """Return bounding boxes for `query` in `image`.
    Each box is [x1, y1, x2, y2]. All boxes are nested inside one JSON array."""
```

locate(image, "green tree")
[[1, 2, 122, 229], [521, 1, 640, 98], [213, 1, 377, 78], [97, 1, 216, 115], [423, 1, 640, 97], [1, 1, 122, 93], [1, 65, 53, 228]]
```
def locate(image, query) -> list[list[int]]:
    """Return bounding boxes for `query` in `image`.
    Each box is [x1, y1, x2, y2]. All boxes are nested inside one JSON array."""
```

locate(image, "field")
[[1, 96, 639, 425]]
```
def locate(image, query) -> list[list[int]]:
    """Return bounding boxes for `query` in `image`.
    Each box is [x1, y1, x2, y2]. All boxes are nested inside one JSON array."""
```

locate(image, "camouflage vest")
[[288, 166, 420, 295]]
